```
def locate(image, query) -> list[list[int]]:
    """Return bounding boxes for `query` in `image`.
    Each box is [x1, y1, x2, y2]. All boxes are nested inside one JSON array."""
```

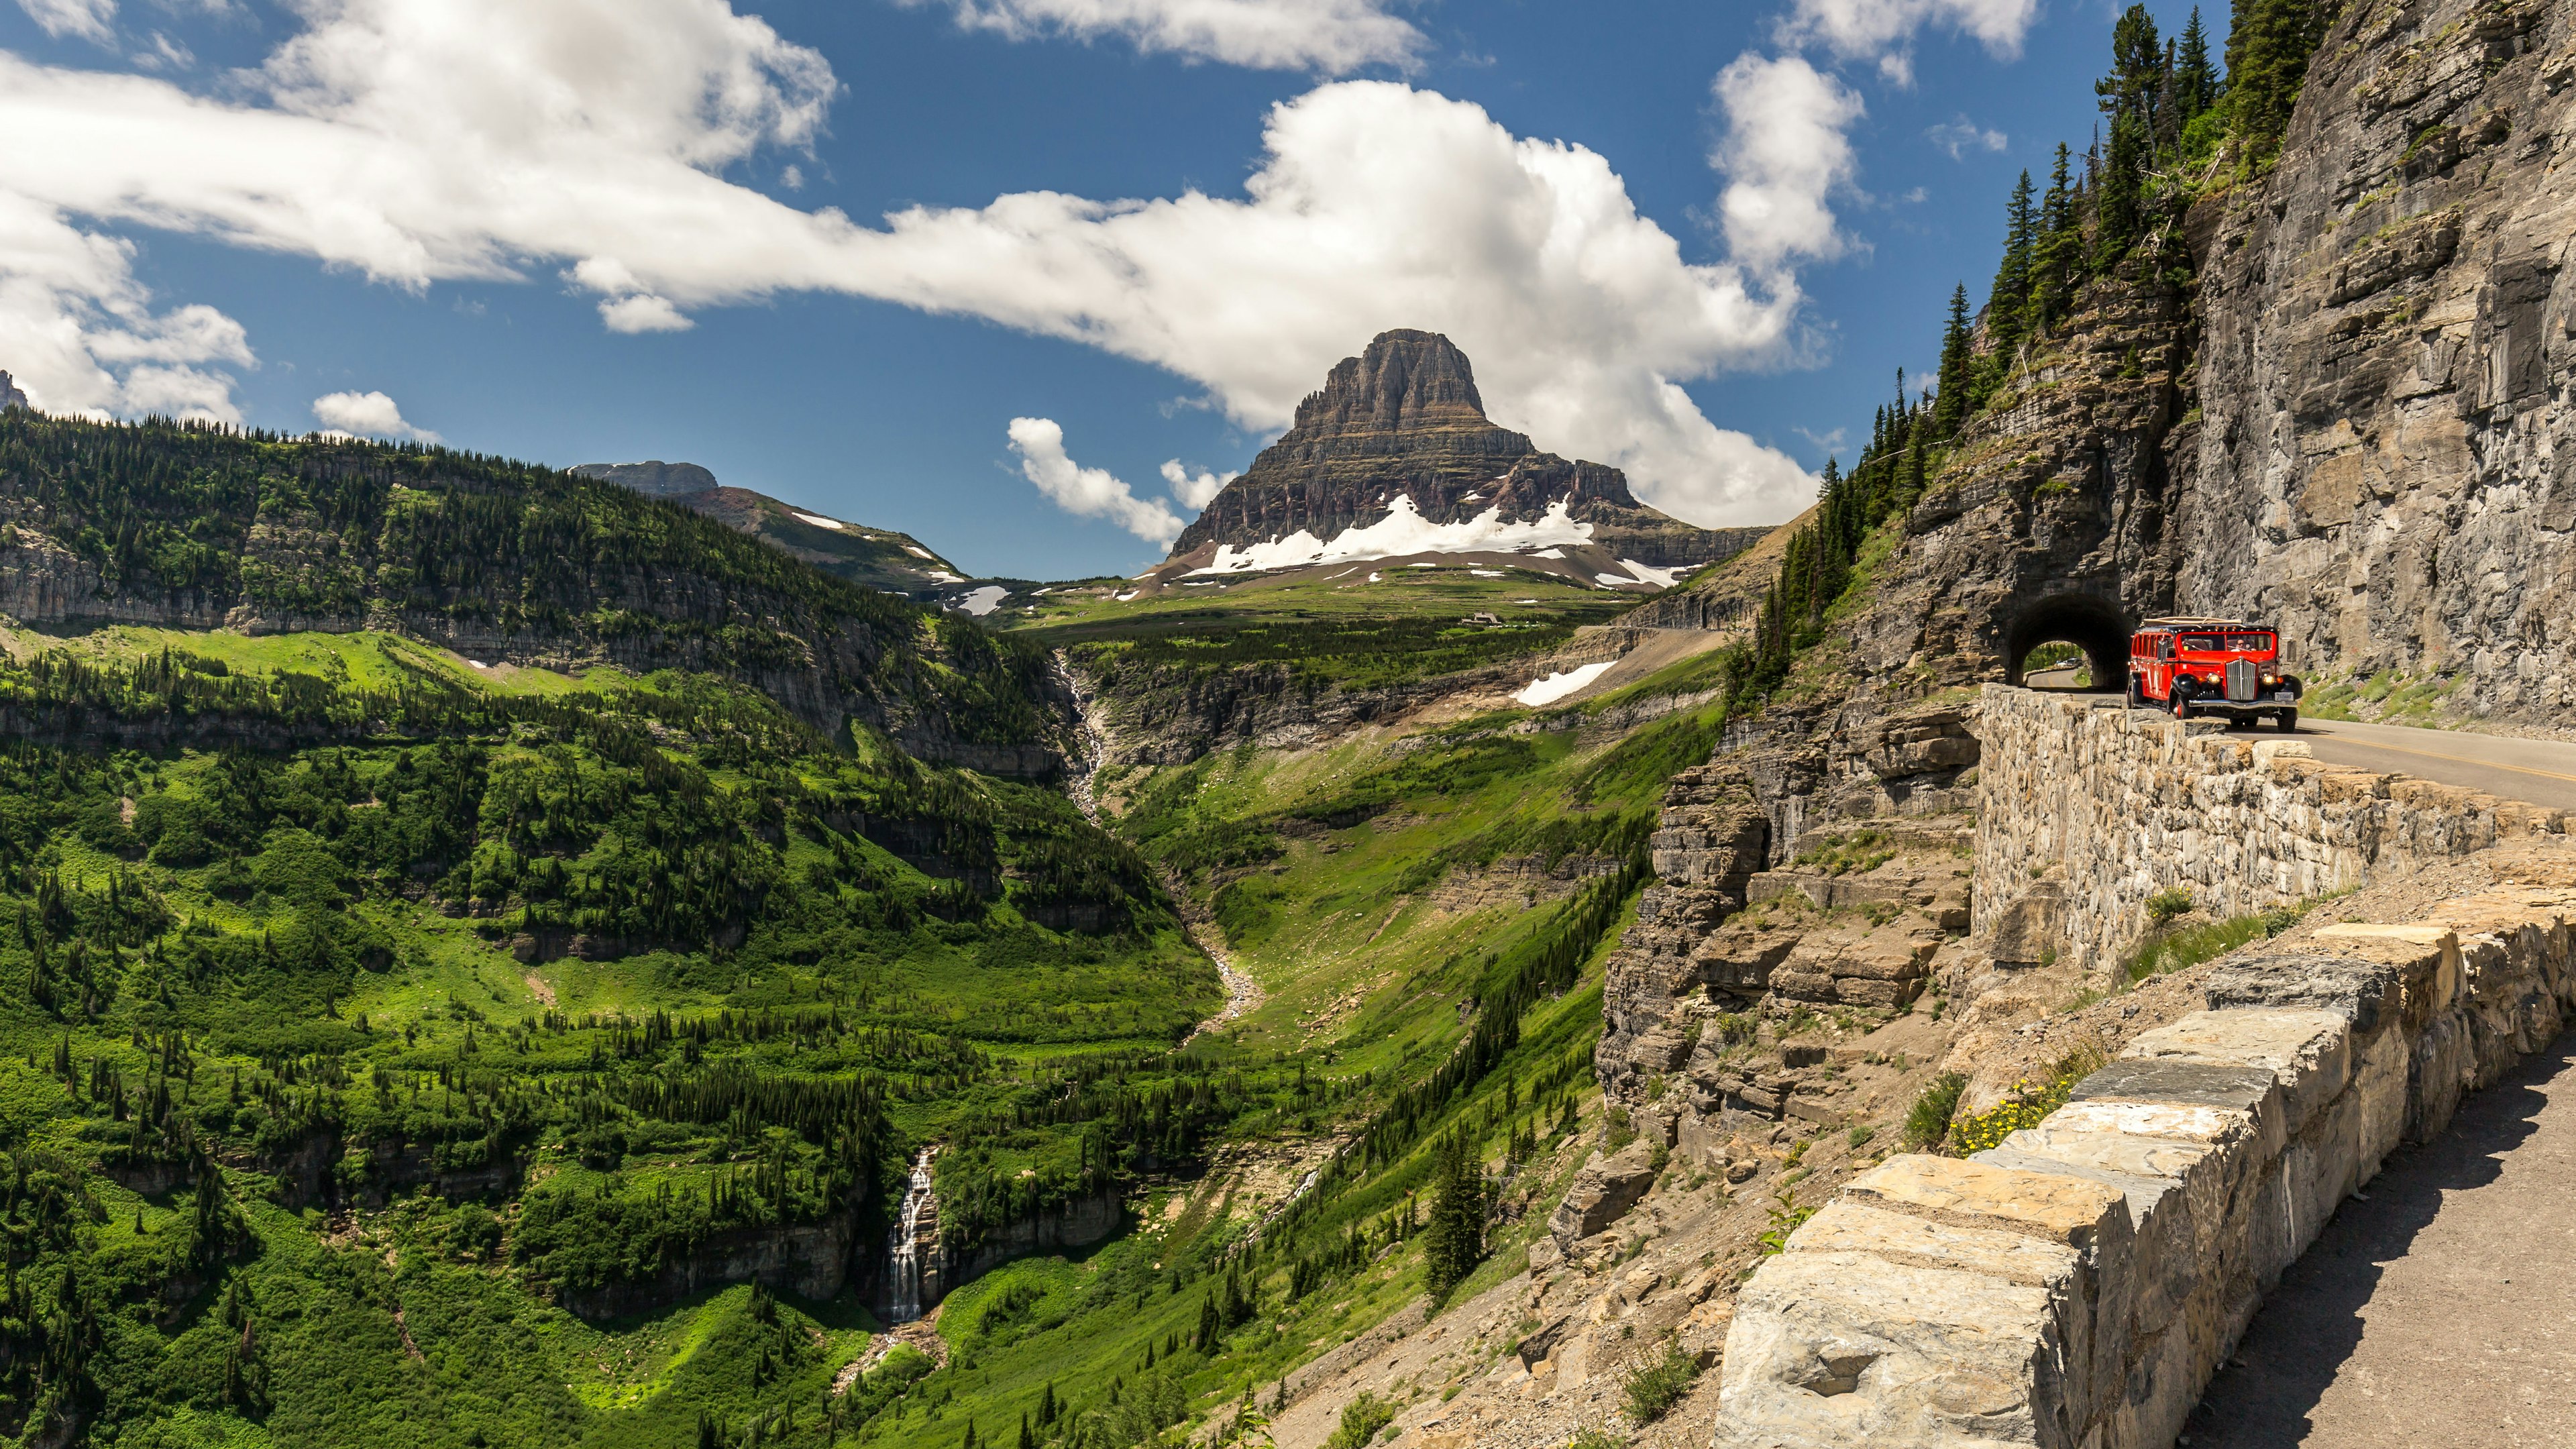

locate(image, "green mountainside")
[[0, 416, 1059, 771]]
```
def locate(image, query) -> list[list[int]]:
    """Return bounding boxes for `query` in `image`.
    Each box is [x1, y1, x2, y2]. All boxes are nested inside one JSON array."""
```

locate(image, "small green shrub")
[[1904, 1073, 1968, 1149], [2144, 887, 2195, 926], [1756, 1185, 1816, 1257], [1846, 1124, 1876, 1150], [1323, 1393, 1397, 1449], [1621, 1336, 1704, 1426], [1566, 1431, 1625, 1449]]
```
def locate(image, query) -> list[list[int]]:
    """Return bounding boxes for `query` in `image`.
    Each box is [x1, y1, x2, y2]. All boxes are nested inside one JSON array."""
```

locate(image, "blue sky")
[[0, 0, 2217, 580]]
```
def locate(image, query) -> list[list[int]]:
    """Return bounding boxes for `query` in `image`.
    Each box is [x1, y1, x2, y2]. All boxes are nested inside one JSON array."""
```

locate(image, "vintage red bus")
[[2127, 617, 2302, 730]]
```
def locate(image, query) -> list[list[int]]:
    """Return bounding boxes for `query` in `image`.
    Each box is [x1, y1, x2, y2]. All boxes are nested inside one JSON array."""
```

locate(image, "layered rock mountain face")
[[2176, 0, 2576, 718], [0, 372, 27, 412], [1166, 329, 1766, 570]]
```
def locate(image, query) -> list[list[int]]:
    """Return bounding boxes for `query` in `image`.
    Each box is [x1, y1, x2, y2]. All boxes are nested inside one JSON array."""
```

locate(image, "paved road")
[[2186, 1038, 2576, 1448], [2297, 717, 2576, 814]]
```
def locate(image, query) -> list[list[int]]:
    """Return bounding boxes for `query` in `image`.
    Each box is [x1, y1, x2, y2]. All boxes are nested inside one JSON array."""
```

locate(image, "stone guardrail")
[[1709, 855, 2576, 1448], [1972, 685, 2565, 976]]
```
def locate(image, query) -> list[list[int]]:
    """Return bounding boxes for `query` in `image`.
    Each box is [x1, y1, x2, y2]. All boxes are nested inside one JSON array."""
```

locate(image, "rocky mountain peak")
[[1166, 329, 1763, 572], [0, 372, 30, 412], [1292, 328, 1489, 440]]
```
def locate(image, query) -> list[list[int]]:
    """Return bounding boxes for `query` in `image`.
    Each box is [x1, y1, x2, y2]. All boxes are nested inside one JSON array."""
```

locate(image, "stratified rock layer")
[[2176, 0, 2576, 720], [1168, 330, 1766, 569]]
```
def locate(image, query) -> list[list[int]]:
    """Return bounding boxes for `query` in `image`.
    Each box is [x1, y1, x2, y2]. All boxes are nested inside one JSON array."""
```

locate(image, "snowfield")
[[1186, 497, 1595, 576]]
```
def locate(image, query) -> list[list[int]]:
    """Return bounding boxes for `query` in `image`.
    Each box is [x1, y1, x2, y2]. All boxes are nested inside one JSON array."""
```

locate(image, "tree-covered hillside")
[[0, 633, 1234, 1447], [0, 415, 1063, 767]]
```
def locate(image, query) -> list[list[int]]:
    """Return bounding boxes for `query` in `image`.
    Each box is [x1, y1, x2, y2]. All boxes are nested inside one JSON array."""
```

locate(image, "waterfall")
[[885, 1149, 938, 1323]]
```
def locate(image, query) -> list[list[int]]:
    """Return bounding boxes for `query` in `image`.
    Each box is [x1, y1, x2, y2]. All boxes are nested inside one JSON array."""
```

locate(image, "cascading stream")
[[885, 1149, 937, 1324]]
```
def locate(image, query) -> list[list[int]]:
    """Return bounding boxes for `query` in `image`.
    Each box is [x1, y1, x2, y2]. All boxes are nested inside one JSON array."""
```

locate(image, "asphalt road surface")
[[2297, 717, 2576, 814], [2184, 1038, 2576, 1448]]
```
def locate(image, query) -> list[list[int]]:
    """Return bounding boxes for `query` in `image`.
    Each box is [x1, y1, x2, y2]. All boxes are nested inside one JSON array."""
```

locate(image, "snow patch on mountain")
[[1186, 496, 1595, 576], [1514, 660, 1617, 706]]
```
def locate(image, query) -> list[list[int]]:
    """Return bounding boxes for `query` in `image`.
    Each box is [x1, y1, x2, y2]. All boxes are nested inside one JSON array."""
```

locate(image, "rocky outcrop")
[[555, 1216, 863, 1320], [943, 1190, 1123, 1289], [2175, 0, 2576, 722], [568, 460, 719, 498], [0, 372, 28, 412], [1166, 330, 1766, 570], [1546, 1138, 1661, 1250]]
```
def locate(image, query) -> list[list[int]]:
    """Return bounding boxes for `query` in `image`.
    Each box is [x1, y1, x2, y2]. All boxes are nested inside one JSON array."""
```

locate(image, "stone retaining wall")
[[1973, 686, 2565, 975], [1711, 850, 2576, 1448]]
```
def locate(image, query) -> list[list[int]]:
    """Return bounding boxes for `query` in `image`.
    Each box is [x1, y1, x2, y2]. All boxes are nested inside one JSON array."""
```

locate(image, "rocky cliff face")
[[2176, 0, 2576, 721], [569, 460, 719, 498], [0, 372, 27, 412], [1167, 330, 1765, 570]]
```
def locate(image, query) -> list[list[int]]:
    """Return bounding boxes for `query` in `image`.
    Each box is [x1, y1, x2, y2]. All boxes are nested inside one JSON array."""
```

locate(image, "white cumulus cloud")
[[898, 0, 1423, 72], [0, 0, 1851, 524], [1712, 54, 1864, 274], [1161, 459, 1235, 510], [1010, 418, 1186, 543], [598, 294, 694, 333], [313, 389, 441, 443], [0, 192, 251, 421]]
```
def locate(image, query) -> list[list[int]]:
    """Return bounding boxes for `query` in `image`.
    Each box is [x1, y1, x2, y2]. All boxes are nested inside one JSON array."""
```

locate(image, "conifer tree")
[[1987, 170, 2037, 358], [1423, 1135, 1485, 1295], [2229, 0, 2319, 156], [2175, 7, 2220, 123], [2029, 144, 2083, 331], [1934, 284, 1976, 437], [1018, 1411, 1034, 1449], [2094, 5, 2163, 267]]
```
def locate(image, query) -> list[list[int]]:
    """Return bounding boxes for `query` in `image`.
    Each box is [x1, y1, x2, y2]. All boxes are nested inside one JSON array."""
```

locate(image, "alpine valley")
[[1, 0, 2575, 1445]]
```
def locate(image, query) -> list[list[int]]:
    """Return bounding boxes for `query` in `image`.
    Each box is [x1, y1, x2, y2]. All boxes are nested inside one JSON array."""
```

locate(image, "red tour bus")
[[2127, 616, 2302, 731]]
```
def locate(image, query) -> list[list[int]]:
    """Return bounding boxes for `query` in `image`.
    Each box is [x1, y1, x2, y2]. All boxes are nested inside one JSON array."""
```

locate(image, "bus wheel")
[[2275, 710, 2298, 732]]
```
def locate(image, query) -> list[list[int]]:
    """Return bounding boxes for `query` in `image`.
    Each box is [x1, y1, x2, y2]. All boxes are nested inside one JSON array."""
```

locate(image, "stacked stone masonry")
[[1713, 845, 2576, 1447], [1974, 686, 2567, 973]]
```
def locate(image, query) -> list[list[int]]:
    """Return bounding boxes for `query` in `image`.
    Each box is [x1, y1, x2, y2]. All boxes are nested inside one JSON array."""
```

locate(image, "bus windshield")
[[2224, 632, 2274, 652]]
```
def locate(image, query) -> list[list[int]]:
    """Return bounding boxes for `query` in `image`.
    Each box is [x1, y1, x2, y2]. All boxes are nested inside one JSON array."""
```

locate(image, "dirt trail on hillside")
[[1055, 651, 1263, 1042]]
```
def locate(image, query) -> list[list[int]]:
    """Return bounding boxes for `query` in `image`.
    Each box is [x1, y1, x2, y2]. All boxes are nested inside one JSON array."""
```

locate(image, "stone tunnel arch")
[[2006, 593, 2131, 691]]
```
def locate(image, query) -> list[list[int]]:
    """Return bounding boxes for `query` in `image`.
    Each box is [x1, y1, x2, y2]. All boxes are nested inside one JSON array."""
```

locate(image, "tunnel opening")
[[2008, 593, 2132, 692]]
